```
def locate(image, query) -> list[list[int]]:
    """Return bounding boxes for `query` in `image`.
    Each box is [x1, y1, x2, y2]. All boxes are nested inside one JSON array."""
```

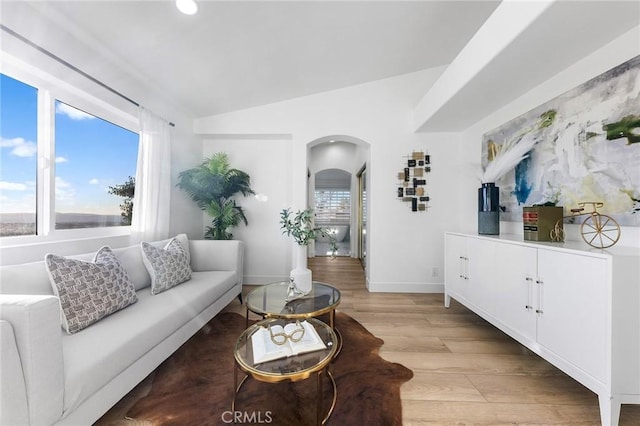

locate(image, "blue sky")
[[1, 73, 138, 216]]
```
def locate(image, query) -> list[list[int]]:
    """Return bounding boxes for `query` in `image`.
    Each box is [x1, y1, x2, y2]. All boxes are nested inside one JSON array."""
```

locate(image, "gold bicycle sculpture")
[[550, 202, 621, 249]]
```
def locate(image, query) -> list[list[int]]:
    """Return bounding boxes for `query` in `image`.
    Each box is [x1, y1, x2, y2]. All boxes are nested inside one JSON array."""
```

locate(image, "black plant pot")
[[478, 182, 499, 235]]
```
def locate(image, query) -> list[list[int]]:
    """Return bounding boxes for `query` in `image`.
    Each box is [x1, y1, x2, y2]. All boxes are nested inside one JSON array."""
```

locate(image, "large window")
[[0, 74, 38, 236], [0, 72, 138, 238], [54, 101, 138, 229]]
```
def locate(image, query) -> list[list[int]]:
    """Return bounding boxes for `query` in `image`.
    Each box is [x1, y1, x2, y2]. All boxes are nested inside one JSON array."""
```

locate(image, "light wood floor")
[[264, 256, 639, 426], [100, 256, 639, 425]]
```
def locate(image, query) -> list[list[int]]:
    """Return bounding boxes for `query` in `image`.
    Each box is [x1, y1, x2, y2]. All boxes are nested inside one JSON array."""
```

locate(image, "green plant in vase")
[[280, 208, 337, 299], [279, 208, 338, 257]]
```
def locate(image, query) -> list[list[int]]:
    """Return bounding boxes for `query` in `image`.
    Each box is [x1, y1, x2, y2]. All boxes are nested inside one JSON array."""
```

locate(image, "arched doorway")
[[307, 136, 370, 271]]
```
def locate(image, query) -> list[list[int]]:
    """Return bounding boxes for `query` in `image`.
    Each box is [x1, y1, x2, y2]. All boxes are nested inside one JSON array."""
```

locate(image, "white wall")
[[195, 68, 456, 292], [459, 25, 640, 249], [202, 137, 293, 284], [310, 142, 358, 175], [194, 25, 640, 290]]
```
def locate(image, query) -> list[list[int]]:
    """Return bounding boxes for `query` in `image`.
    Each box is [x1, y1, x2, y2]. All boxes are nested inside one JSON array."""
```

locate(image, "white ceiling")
[[0, 0, 500, 118], [1, 1, 638, 128], [417, 0, 640, 131]]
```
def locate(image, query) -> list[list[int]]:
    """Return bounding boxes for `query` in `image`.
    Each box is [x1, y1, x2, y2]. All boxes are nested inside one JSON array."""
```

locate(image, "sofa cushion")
[[45, 247, 137, 334], [0, 261, 53, 295], [141, 238, 192, 295], [61, 270, 237, 414], [109, 245, 152, 291]]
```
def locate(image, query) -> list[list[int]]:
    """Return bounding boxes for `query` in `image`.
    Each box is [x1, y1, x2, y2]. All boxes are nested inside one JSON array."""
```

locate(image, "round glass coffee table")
[[233, 317, 338, 425], [245, 281, 341, 329]]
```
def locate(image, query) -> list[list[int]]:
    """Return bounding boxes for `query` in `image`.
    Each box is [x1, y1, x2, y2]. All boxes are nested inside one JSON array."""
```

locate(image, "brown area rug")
[[125, 312, 412, 425]]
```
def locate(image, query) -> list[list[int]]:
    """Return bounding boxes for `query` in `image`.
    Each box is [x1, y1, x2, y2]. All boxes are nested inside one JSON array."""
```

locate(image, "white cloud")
[[0, 137, 37, 158], [55, 156, 69, 163], [0, 181, 28, 191], [0, 193, 36, 214], [55, 177, 75, 201], [88, 178, 100, 185], [0, 182, 34, 214], [55, 177, 72, 189], [55, 103, 95, 121]]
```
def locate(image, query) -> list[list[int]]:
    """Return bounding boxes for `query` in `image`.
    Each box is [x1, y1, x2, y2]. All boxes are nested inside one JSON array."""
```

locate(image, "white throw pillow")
[[45, 246, 137, 334], [140, 238, 192, 295]]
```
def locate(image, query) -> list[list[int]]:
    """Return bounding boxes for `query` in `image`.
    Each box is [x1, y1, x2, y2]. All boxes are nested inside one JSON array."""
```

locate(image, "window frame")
[[0, 53, 139, 244]]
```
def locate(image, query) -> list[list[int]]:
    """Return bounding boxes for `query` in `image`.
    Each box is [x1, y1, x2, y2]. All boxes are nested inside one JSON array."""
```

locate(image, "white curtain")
[[131, 107, 172, 242]]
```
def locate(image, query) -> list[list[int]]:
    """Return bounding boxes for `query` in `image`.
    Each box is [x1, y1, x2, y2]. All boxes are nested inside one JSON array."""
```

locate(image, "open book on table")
[[251, 320, 327, 364]]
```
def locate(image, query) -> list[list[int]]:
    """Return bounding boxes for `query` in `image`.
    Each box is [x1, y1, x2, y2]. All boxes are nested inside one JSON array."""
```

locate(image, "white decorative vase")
[[290, 244, 312, 295]]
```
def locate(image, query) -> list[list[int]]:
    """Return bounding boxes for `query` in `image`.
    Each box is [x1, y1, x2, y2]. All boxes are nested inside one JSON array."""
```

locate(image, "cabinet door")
[[491, 243, 537, 342], [536, 249, 608, 383], [467, 237, 498, 315], [444, 234, 468, 298]]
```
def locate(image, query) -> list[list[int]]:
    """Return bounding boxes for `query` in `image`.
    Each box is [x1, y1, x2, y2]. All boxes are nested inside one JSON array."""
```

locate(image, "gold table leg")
[[323, 369, 337, 425], [317, 370, 323, 425]]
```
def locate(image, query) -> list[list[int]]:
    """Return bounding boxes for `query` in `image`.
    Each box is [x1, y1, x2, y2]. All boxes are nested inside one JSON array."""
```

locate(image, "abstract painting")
[[482, 55, 640, 226]]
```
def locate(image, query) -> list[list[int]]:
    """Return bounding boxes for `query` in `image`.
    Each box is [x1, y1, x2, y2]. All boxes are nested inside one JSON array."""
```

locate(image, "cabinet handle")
[[458, 255, 468, 280], [536, 278, 543, 315], [525, 277, 533, 311]]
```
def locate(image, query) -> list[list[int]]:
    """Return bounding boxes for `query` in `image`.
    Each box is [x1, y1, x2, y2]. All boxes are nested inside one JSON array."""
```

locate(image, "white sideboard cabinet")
[[444, 232, 640, 426]]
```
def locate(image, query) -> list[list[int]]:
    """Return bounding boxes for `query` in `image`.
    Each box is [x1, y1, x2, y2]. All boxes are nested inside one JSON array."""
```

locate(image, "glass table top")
[[234, 317, 338, 382], [246, 281, 341, 318]]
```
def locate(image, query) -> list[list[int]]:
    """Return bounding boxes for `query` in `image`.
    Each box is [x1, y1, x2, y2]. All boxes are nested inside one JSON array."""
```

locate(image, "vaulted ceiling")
[[1, 0, 500, 118], [1, 1, 638, 129]]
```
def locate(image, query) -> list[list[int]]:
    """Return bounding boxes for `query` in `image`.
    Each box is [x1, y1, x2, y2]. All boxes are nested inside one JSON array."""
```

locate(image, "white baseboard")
[[367, 281, 444, 293], [245, 276, 444, 293], [243, 275, 289, 285]]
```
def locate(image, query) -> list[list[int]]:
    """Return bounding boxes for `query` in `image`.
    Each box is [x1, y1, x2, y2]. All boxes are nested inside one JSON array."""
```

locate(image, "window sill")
[[0, 226, 131, 249]]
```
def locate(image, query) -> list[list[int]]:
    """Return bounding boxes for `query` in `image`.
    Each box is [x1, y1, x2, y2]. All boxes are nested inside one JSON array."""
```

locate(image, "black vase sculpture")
[[478, 182, 499, 235]]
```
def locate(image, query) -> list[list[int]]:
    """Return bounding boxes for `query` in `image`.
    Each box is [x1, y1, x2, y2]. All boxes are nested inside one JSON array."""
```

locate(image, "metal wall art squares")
[[397, 151, 431, 212]]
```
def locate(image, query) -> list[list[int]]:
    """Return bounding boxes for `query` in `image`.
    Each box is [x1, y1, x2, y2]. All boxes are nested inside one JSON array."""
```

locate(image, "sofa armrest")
[[189, 240, 244, 285], [1, 320, 29, 425], [0, 295, 64, 425]]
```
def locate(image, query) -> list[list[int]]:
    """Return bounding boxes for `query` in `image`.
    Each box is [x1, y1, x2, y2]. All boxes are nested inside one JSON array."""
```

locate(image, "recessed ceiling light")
[[176, 0, 198, 15]]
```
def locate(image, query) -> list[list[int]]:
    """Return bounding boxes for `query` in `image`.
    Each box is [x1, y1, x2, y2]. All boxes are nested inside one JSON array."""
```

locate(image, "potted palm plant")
[[177, 152, 254, 239]]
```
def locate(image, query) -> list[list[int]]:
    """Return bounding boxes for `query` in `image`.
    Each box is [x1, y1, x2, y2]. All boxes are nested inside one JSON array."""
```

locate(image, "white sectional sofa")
[[0, 235, 244, 426]]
